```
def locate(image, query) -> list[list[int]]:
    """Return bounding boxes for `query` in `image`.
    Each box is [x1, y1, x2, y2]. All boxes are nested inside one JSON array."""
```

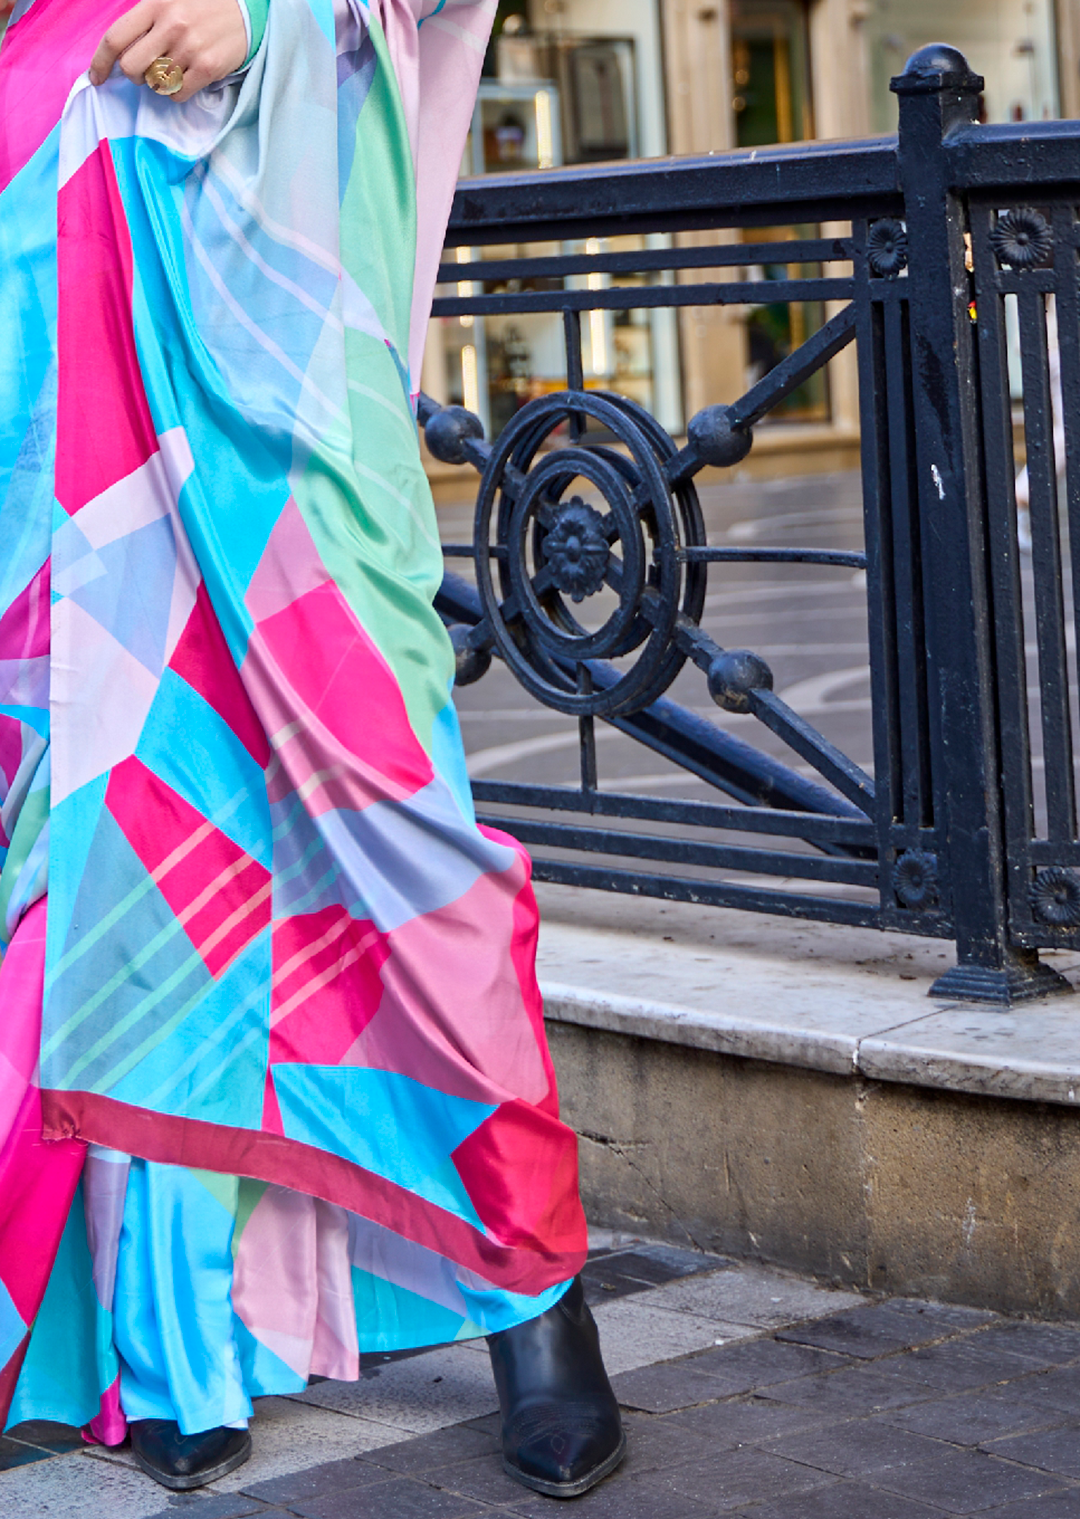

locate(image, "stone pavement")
[[9, 1242, 1080, 1517]]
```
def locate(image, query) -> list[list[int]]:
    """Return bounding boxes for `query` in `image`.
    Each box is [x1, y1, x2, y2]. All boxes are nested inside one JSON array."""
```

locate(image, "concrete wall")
[[549, 1020, 1080, 1319]]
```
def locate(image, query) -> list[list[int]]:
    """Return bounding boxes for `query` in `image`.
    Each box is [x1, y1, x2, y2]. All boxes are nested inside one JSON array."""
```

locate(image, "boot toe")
[[130, 1420, 252, 1490], [504, 1400, 626, 1497]]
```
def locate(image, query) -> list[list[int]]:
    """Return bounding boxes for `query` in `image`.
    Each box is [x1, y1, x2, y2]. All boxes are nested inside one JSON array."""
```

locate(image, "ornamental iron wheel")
[[473, 390, 707, 718]]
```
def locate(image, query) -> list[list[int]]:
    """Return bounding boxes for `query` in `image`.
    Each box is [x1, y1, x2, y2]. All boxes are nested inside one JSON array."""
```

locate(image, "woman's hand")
[[90, 0, 248, 105]]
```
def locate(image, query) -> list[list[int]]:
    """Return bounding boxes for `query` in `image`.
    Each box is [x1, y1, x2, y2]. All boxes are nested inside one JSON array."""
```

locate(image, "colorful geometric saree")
[[0, 0, 586, 1435]]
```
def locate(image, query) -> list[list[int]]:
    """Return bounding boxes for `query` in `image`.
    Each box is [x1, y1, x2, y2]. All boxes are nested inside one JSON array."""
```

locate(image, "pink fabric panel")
[[105, 757, 272, 979], [270, 907, 388, 1063], [0, 562, 51, 664], [56, 141, 159, 516], [0, 716, 22, 798], [246, 581, 433, 809], [231, 1184, 359, 1382], [0, 0, 128, 194], [342, 863, 551, 1108], [83, 1378, 126, 1447], [0, 900, 86, 1431], [170, 585, 271, 769]]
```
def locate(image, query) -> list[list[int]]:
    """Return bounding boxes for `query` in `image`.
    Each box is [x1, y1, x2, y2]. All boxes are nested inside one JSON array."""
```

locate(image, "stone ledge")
[[534, 884, 1080, 1108]]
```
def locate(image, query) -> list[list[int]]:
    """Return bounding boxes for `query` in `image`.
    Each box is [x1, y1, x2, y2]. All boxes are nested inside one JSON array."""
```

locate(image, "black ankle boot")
[[129, 1419, 252, 1490], [487, 1276, 625, 1498]]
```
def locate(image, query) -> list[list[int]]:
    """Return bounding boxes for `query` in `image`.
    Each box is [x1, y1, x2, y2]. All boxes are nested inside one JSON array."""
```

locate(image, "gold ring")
[[144, 56, 185, 96]]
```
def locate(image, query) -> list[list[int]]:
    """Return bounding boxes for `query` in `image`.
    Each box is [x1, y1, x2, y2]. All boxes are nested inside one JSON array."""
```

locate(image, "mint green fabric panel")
[[237, 0, 270, 65], [293, 14, 452, 755]]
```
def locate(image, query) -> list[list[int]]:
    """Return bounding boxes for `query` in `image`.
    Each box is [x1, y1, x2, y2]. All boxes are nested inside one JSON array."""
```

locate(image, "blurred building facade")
[[423, 0, 1079, 478]]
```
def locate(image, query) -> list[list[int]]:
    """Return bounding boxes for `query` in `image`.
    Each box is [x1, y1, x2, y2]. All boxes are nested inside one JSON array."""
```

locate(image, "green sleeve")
[[236, 0, 269, 66]]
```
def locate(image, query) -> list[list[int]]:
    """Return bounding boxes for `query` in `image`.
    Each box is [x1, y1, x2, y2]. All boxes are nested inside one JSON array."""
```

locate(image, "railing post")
[[893, 45, 1070, 1002]]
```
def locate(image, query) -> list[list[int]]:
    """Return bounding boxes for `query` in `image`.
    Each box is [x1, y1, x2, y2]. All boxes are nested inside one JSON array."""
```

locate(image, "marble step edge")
[[540, 980, 1080, 1109]]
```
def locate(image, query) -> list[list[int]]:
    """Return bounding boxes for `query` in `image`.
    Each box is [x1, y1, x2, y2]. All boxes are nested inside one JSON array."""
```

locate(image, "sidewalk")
[[7, 1239, 1080, 1517]]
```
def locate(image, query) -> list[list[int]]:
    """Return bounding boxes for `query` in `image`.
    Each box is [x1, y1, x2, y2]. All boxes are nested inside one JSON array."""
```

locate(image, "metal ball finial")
[[687, 406, 753, 469], [707, 649, 773, 713], [424, 405, 485, 466]]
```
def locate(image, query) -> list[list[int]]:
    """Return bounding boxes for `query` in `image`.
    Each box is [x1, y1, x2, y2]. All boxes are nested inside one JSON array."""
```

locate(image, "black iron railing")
[[423, 44, 1080, 1005]]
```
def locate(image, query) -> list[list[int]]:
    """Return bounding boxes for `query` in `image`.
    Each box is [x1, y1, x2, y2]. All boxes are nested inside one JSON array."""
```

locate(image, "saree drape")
[[0, 0, 586, 1429]]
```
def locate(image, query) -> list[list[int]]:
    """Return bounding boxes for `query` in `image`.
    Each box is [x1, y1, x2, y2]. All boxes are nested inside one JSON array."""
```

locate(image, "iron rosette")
[[473, 390, 708, 718]]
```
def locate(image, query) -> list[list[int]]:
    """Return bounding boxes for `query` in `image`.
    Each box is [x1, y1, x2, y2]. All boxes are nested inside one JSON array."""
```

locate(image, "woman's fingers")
[[90, 0, 248, 96], [89, 1, 155, 85]]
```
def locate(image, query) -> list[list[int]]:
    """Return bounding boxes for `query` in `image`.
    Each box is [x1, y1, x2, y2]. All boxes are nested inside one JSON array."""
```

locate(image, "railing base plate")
[[929, 957, 1074, 1006]]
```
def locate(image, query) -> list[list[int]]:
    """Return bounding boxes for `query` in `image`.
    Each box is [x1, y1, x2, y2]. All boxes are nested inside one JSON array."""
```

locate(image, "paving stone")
[[967, 1491, 1080, 1517], [874, 1340, 1046, 1394], [1015, 1369, 1080, 1418], [589, 1296, 750, 1376], [874, 1448, 1068, 1513], [241, 1456, 392, 1503], [982, 1426, 1080, 1479], [293, 1347, 499, 1433], [610, 1337, 849, 1413], [744, 1479, 949, 1519], [762, 1419, 946, 1478], [974, 1325, 1080, 1367], [683, 1337, 853, 1386], [0, 1433, 58, 1472], [5, 1419, 86, 1456], [211, 1399, 408, 1492], [646, 1267, 864, 1331], [287, 1473, 493, 1518], [418, 1453, 526, 1506], [610, 1360, 737, 1413], [776, 1302, 969, 1360], [360, 1424, 501, 1475], [667, 1393, 842, 1445], [503, 1469, 720, 1518], [581, 1246, 729, 1307], [0, 1448, 175, 1519], [146, 1496, 268, 1517], [884, 1301, 1000, 1333], [616, 1411, 719, 1473], [885, 1391, 1069, 1446], [646, 1443, 840, 1509], [760, 1365, 934, 1415]]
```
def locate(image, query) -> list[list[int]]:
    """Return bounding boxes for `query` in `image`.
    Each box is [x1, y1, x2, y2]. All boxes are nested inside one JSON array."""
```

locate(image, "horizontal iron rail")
[[945, 121, 1080, 190], [432, 277, 853, 319], [530, 861, 883, 928], [438, 238, 854, 285], [471, 780, 875, 844], [682, 547, 867, 567], [447, 138, 902, 245], [474, 814, 878, 887]]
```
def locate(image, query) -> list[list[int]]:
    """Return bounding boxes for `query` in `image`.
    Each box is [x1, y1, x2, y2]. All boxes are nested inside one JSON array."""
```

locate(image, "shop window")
[[731, 3, 826, 423], [439, 2, 681, 443], [731, 0, 812, 146]]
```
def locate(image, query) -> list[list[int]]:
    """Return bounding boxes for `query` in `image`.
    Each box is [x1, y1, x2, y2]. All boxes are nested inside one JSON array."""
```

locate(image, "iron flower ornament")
[[543, 498, 611, 603], [894, 850, 939, 910], [990, 208, 1053, 270], [1030, 867, 1080, 927], [867, 218, 908, 278]]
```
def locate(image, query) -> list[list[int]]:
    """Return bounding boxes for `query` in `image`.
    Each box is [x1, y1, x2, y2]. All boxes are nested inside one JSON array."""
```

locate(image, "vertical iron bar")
[[1016, 286, 1075, 839], [578, 666, 598, 798], [853, 220, 903, 918], [1052, 204, 1080, 839], [883, 291, 933, 829], [969, 200, 1038, 928], [892, 44, 1068, 1001], [564, 307, 586, 443]]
